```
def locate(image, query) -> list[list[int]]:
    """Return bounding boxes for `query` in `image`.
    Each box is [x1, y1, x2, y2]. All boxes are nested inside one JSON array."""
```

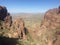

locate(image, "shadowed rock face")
[[58, 6, 60, 14], [0, 6, 7, 21], [0, 36, 18, 45]]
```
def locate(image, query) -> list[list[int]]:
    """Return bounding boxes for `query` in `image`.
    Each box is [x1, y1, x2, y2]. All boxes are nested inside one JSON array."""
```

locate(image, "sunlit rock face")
[[12, 18, 27, 39], [0, 6, 27, 40], [37, 6, 60, 45], [37, 7, 60, 37], [40, 7, 60, 31], [4, 13, 12, 29]]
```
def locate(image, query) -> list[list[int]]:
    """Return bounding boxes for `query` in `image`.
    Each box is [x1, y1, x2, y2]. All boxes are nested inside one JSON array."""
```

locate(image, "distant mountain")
[[11, 13, 44, 21]]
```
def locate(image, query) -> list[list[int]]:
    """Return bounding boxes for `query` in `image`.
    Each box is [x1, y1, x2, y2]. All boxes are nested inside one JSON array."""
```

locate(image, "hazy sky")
[[0, 0, 60, 13]]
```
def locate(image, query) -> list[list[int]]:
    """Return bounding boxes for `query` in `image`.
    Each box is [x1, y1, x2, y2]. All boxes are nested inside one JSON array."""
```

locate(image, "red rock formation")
[[4, 13, 12, 29], [0, 6, 12, 30], [0, 6, 27, 40], [12, 18, 27, 40], [37, 6, 60, 45], [39, 7, 60, 31]]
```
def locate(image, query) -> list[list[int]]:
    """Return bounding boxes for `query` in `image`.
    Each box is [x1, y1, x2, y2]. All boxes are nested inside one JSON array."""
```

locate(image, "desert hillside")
[[0, 6, 60, 45]]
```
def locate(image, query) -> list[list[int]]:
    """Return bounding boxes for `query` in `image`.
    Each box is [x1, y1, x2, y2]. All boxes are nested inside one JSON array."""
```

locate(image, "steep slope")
[[0, 6, 28, 40], [37, 6, 60, 45]]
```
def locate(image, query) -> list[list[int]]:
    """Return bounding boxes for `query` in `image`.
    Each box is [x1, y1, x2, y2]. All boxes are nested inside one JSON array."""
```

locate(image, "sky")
[[0, 0, 60, 13]]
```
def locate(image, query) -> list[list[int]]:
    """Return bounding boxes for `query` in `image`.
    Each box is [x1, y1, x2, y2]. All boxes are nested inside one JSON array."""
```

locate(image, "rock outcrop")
[[1, 5, 60, 45], [37, 6, 60, 45], [43, 8, 60, 30], [0, 6, 27, 40], [0, 6, 12, 29], [12, 18, 27, 39], [4, 13, 12, 29]]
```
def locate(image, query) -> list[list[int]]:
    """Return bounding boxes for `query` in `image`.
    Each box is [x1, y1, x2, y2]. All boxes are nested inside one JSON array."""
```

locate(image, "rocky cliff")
[[37, 6, 60, 45], [0, 6, 60, 45], [0, 6, 27, 40]]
